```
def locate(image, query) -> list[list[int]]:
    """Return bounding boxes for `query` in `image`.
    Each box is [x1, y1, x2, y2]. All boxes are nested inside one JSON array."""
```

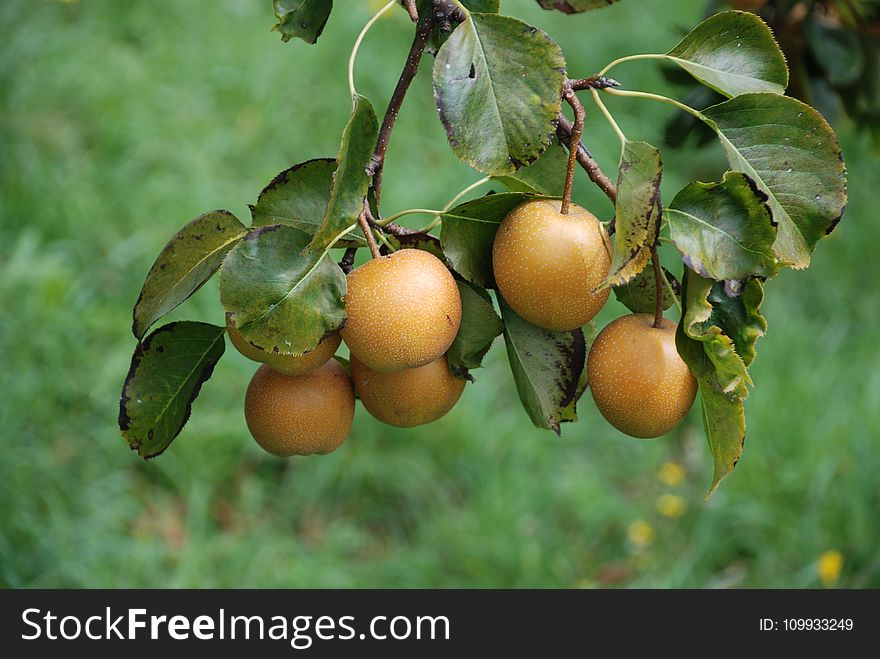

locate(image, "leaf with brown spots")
[[600, 140, 662, 289], [132, 210, 247, 339], [119, 321, 225, 459], [250, 158, 365, 247], [499, 296, 586, 434]]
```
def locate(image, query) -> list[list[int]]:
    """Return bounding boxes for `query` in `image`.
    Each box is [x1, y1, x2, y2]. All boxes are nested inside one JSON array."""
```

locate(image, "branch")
[[561, 83, 585, 215], [339, 247, 357, 274], [556, 113, 618, 204], [402, 0, 419, 22], [569, 76, 620, 91], [364, 202, 423, 237], [366, 9, 435, 205]]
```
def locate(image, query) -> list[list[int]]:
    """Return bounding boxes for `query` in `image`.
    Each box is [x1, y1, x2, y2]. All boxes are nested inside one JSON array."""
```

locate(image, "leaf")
[[308, 94, 378, 251], [665, 10, 788, 97], [433, 13, 566, 175], [439, 191, 537, 287], [536, 0, 620, 13], [448, 280, 504, 372], [499, 297, 586, 434], [380, 232, 446, 261], [698, 92, 847, 268], [676, 271, 747, 498], [272, 0, 332, 44], [705, 276, 766, 368], [119, 321, 225, 459], [681, 270, 752, 397], [220, 224, 346, 356], [250, 158, 364, 247], [666, 171, 778, 284], [559, 320, 597, 424], [677, 322, 746, 498], [132, 210, 247, 340], [492, 138, 568, 195], [613, 265, 679, 314], [602, 140, 662, 288]]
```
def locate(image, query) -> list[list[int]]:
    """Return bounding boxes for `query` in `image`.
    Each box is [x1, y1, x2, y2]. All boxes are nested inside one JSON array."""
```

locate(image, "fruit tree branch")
[[366, 8, 435, 205], [556, 113, 618, 204]]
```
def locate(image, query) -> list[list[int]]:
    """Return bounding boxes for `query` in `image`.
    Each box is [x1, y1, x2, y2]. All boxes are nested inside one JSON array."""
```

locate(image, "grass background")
[[1, 0, 877, 588]]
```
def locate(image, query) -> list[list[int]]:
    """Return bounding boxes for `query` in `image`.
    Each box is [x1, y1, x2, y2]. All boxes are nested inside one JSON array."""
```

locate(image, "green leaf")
[[613, 265, 679, 314], [433, 13, 566, 175], [677, 322, 746, 498], [492, 138, 568, 195], [665, 11, 788, 97], [705, 277, 766, 368], [119, 321, 225, 459], [499, 297, 586, 434], [806, 18, 864, 86], [666, 171, 778, 284], [536, 0, 620, 13], [308, 94, 378, 251], [459, 0, 499, 10], [676, 271, 747, 498], [681, 270, 751, 397], [251, 158, 365, 247], [448, 280, 504, 372], [220, 224, 346, 355], [272, 0, 332, 44], [602, 140, 662, 288], [698, 92, 847, 269], [440, 191, 537, 287], [132, 210, 247, 340]]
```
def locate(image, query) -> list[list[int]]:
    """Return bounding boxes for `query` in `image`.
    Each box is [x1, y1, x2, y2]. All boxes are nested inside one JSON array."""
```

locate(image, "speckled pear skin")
[[350, 353, 466, 428], [587, 314, 697, 439], [244, 360, 355, 456], [492, 199, 611, 331], [227, 315, 342, 376], [341, 249, 462, 373]]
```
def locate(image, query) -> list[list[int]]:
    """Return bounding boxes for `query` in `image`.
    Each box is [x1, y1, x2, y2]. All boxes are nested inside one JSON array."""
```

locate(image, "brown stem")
[[365, 9, 435, 206], [402, 0, 419, 22], [569, 76, 620, 91], [339, 247, 357, 274], [651, 246, 664, 329], [357, 207, 382, 259], [561, 84, 586, 215], [556, 114, 617, 204]]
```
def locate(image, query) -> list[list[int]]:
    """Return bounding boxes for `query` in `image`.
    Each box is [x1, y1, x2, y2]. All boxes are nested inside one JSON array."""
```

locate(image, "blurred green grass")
[[1, 0, 877, 588]]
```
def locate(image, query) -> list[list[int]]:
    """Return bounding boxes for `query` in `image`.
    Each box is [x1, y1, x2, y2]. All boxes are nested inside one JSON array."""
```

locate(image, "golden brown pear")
[[492, 199, 611, 331], [244, 360, 354, 456], [226, 315, 340, 376], [587, 314, 697, 439], [341, 249, 462, 373], [350, 353, 466, 427]]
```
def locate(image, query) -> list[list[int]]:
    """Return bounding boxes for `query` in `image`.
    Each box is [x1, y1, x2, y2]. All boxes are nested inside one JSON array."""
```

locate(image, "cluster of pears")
[[231, 249, 465, 457], [492, 199, 697, 439]]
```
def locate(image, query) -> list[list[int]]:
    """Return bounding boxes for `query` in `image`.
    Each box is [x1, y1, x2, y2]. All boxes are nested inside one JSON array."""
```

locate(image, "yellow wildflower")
[[816, 550, 843, 587], [656, 493, 687, 518], [627, 519, 655, 548], [658, 461, 686, 487]]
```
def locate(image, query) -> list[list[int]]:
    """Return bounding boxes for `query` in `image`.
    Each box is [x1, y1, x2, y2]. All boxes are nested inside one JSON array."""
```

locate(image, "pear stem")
[[560, 83, 586, 215], [358, 208, 382, 259]]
